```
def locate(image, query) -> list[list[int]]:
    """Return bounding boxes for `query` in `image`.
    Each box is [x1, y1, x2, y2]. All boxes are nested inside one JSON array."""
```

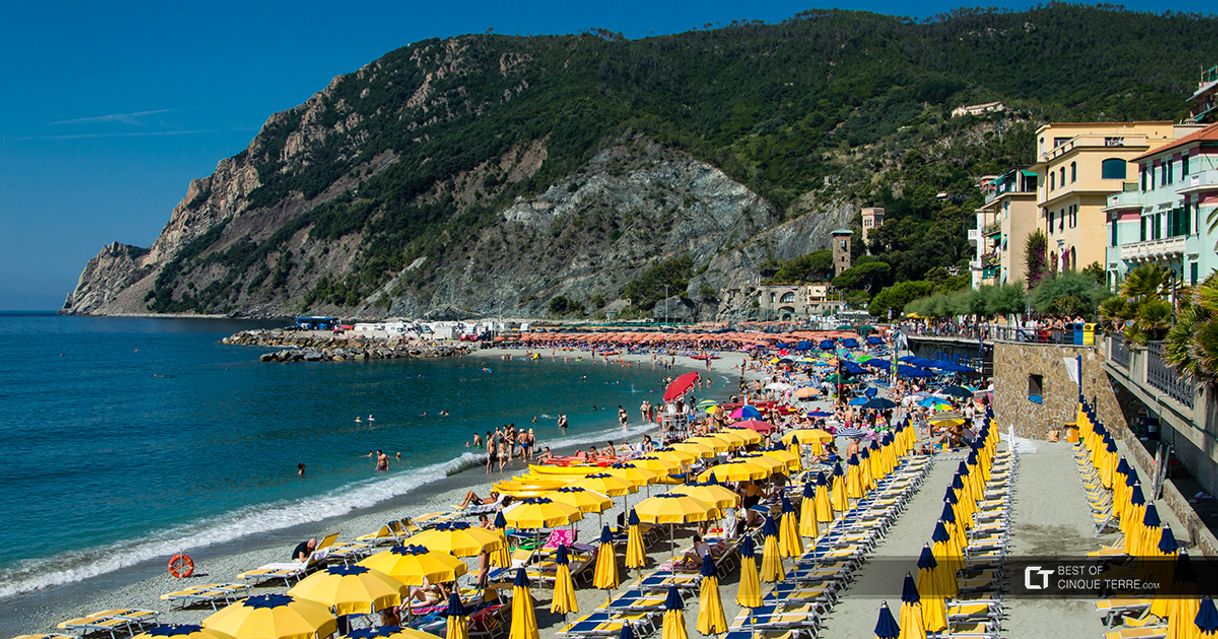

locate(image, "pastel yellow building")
[[1032, 122, 1179, 272], [971, 169, 1038, 288]]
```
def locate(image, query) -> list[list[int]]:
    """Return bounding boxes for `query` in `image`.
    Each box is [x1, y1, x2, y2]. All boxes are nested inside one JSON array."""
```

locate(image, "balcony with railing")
[[1179, 169, 1218, 194], [967, 228, 980, 244], [1040, 134, 1152, 162], [1119, 235, 1187, 262]]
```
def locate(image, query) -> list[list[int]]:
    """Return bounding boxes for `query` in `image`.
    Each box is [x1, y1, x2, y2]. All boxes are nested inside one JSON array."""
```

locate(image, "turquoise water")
[[0, 313, 678, 597]]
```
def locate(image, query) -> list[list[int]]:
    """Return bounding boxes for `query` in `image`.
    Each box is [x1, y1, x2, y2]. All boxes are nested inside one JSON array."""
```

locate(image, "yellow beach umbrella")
[[1150, 527, 1180, 620], [778, 496, 804, 558], [404, 521, 502, 557], [760, 449, 801, 472], [344, 629, 438, 639], [1164, 552, 1199, 639], [593, 525, 620, 591], [688, 436, 733, 453], [548, 486, 613, 514], [288, 564, 404, 616], [550, 545, 579, 615], [722, 427, 763, 446], [634, 492, 720, 525], [736, 453, 787, 476], [798, 481, 819, 539], [697, 461, 767, 483], [625, 508, 647, 570], [443, 592, 470, 639], [681, 482, 740, 510], [654, 447, 699, 466], [670, 441, 717, 460], [781, 428, 833, 446], [814, 472, 834, 522], [736, 536, 761, 608], [916, 546, 947, 633], [204, 594, 336, 639], [830, 464, 848, 513], [760, 516, 785, 582], [710, 430, 751, 447], [575, 473, 637, 498], [898, 573, 927, 639], [130, 626, 230, 639], [630, 455, 683, 477], [491, 511, 511, 568], [359, 544, 468, 586], [696, 554, 727, 636], [662, 587, 690, 639], [508, 568, 539, 639], [606, 463, 661, 487], [846, 455, 864, 499], [503, 497, 583, 529]]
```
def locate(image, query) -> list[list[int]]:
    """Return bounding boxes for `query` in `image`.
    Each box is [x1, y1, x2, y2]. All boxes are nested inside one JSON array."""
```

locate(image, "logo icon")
[[1025, 566, 1055, 590]]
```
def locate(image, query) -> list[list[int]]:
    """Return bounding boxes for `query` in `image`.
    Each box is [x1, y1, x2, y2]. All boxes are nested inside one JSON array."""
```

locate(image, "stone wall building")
[[860, 207, 885, 250], [831, 229, 853, 276]]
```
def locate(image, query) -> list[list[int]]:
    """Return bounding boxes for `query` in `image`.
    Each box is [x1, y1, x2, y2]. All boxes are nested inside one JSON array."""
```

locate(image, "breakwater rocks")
[[222, 329, 473, 362]]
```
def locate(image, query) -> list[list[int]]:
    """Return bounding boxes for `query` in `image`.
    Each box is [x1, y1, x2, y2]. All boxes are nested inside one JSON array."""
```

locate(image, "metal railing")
[[1146, 341, 1196, 408], [897, 322, 1078, 344], [1108, 335, 1131, 369]]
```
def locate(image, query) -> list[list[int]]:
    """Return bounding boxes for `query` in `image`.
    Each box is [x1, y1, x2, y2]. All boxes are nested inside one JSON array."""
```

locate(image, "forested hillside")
[[64, 5, 1218, 319]]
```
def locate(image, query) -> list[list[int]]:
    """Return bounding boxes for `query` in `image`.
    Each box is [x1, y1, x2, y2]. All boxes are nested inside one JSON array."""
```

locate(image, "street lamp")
[[664, 285, 669, 324]]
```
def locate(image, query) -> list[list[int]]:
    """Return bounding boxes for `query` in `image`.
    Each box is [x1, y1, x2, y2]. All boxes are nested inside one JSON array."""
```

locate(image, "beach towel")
[[544, 529, 574, 548]]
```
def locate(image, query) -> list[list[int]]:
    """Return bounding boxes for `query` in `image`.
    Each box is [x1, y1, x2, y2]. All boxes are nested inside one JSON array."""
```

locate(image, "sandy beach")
[[0, 347, 760, 637]]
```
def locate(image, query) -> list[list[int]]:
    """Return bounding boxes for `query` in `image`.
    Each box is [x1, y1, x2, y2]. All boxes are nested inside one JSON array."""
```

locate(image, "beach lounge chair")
[[1103, 628, 1167, 639], [1095, 599, 1153, 627], [58, 609, 159, 639], [237, 533, 336, 584], [358, 520, 410, 545], [160, 582, 250, 609], [558, 611, 657, 638]]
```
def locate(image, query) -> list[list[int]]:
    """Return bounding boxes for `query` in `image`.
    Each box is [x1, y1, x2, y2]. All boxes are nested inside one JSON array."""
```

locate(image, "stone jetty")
[[222, 329, 473, 362]]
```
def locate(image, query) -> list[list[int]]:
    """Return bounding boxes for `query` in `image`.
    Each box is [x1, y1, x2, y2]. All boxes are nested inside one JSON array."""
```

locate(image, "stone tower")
[[831, 229, 853, 276], [860, 207, 885, 250]]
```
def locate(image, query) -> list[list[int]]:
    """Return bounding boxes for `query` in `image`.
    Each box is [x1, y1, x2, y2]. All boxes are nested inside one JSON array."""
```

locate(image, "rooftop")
[[1132, 122, 1218, 162]]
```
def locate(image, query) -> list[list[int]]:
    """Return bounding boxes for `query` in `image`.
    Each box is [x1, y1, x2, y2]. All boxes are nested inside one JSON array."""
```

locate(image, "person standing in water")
[[618, 405, 628, 431], [375, 449, 389, 472]]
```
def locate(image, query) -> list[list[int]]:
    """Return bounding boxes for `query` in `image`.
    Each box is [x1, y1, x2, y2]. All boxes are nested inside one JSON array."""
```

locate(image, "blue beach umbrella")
[[873, 602, 900, 639]]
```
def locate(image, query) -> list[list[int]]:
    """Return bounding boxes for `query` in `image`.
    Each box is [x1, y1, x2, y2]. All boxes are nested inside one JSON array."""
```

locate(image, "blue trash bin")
[[1072, 322, 1084, 345]]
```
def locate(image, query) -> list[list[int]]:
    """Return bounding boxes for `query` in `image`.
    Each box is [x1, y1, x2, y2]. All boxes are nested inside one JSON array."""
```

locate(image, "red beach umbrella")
[[663, 372, 700, 402]]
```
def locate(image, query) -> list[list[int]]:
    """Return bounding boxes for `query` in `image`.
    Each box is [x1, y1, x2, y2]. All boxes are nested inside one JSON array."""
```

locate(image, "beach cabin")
[[294, 316, 339, 331]]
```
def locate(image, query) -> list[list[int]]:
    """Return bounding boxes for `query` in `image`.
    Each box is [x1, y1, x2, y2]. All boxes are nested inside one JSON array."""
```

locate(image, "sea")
[[0, 312, 687, 600]]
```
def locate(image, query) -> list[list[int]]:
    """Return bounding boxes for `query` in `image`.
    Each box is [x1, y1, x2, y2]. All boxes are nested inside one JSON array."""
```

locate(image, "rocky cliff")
[[63, 7, 1218, 320]]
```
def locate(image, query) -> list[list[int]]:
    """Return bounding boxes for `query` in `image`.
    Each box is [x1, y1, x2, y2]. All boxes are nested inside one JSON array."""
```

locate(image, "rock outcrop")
[[223, 329, 472, 362]]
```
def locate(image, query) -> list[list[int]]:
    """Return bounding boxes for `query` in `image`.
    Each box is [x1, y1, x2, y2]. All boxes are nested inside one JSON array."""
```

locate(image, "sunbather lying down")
[[457, 490, 503, 509]]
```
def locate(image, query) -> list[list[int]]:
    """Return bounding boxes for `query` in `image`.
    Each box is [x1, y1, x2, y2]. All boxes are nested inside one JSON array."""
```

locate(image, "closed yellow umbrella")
[[670, 441, 717, 460], [830, 463, 848, 513], [548, 486, 612, 514], [1192, 597, 1218, 638], [508, 568, 538, 639], [130, 625, 230, 639], [898, 573, 926, 639], [846, 455, 864, 500], [440, 593, 470, 639], [799, 481, 819, 539], [696, 461, 768, 483], [359, 545, 468, 586], [404, 521, 502, 557], [662, 587, 689, 639], [874, 601, 900, 639], [593, 525, 620, 592], [1135, 504, 1163, 558], [736, 536, 761, 608], [288, 564, 404, 616], [814, 472, 834, 522], [778, 496, 803, 558], [1150, 527, 1180, 620], [550, 545, 579, 615], [491, 511, 511, 568], [760, 516, 785, 582], [696, 554, 727, 636], [1165, 552, 1198, 639], [916, 546, 947, 633], [625, 508, 647, 570], [503, 497, 583, 529], [204, 594, 336, 639], [575, 473, 637, 498]]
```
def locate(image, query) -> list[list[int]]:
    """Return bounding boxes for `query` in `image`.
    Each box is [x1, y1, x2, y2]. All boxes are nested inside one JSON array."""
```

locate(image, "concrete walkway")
[[815, 456, 957, 639], [1002, 440, 1100, 638]]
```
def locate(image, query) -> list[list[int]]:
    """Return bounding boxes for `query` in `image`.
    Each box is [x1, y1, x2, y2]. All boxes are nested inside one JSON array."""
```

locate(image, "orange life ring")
[[168, 553, 194, 578]]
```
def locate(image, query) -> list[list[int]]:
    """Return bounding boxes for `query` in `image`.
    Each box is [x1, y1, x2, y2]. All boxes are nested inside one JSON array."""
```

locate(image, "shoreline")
[[0, 348, 757, 636]]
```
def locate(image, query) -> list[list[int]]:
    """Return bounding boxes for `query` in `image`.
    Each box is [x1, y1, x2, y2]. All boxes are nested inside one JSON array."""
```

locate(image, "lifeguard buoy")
[[168, 553, 194, 578]]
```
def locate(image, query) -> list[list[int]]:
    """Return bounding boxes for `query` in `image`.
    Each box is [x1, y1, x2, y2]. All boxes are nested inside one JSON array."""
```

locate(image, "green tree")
[[623, 255, 694, 310], [769, 250, 835, 283], [1029, 272, 1112, 318], [833, 261, 892, 294], [983, 283, 1027, 317], [868, 280, 934, 317], [1082, 261, 1106, 286], [1025, 229, 1048, 288]]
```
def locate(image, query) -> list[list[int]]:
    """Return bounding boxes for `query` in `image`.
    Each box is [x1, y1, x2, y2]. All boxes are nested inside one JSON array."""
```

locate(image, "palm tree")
[[1119, 263, 1170, 301], [1165, 274, 1218, 385]]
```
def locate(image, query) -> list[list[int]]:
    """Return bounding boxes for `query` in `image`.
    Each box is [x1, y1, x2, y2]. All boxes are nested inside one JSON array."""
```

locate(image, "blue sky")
[[1, 1, 1214, 310]]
